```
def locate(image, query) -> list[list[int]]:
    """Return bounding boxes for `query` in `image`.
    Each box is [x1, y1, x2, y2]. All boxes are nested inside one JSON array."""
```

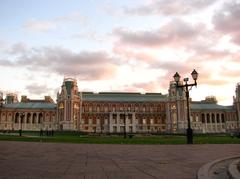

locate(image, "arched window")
[[147, 118, 150, 124], [138, 118, 142, 124], [92, 117, 96, 124], [196, 115, 199, 122], [38, 113, 43, 123], [15, 113, 19, 123], [26, 113, 31, 123], [190, 115, 193, 122], [32, 113, 37, 123], [201, 114, 205, 123], [221, 114, 225, 123], [143, 106, 146, 112], [207, 114, 210, 123], [216, 114, 220, 123], [211, 114, 215, 123], [84, 118, 88, 124]]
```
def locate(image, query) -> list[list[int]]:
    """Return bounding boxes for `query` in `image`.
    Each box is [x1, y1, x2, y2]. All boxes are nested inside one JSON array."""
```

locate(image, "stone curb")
[[228, 158, 240, 179], [197, 155, 240, 179]]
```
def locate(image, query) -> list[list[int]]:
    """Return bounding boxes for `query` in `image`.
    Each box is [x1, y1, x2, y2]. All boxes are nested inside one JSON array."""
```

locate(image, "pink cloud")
[[114, 19, 203, 48], [124, 0, 217, 16], [213, 1, 240, 45]]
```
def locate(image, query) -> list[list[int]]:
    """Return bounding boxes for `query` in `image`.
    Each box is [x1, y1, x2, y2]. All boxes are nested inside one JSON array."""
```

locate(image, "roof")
[[190, 103, 233, 111], [3, 102, 56, 109], [65, 81, 73, 96], [82, 92, 167, 102]]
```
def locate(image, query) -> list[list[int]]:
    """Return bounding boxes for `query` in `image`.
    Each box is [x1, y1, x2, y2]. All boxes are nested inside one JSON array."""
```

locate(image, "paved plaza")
[[0, 141, 239, 179]]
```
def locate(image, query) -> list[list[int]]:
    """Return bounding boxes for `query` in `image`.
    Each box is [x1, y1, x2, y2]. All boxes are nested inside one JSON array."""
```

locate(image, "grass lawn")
[[0, 132, 240, 144]]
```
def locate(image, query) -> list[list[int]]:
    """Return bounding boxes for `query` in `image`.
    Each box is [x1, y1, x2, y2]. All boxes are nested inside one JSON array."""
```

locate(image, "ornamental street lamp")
[[19, 112, 25, 136], [173, 69, 198, 144]]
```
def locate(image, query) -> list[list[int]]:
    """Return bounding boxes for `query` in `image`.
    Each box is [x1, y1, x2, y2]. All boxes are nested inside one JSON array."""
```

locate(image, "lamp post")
[[19, 112, 25, 136], [173, 69, 198, 144]]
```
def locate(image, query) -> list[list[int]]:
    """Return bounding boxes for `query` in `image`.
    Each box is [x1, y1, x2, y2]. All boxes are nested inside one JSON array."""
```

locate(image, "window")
[[150, 119, 154, 124], [104, 107, 108, 112], [104, 118, 108, 125], [217, 114, 220, 123], [211, 114, 215, 123], [207, 114, 210, 123], [113, 126, 117, 132], [120, 118, 124, 124], [221, 114, 225, 123], [135, 106, 138, 112], [128, 114, 132, 119], [138, 118, 142, 124], [120, 126, 125, 132], [129, 126, 133, 132], [128, 118, 132, 124], [113, 118, 117, 124], [201, 114, 205, 123], [84, 118, 88, 124], [92, 118, 96, 124], [93, 106, 96, 112], [74, 103, 79, 108], [143, 119, 146, 124], [196, 115, 199, 122], [120, 114, 124, 120], [143, 107, 146, 112], [162, 119, 166, 124]]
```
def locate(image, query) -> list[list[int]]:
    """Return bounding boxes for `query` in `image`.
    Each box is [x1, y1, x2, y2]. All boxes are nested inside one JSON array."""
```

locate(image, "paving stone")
[[0, 142, 239, 179]]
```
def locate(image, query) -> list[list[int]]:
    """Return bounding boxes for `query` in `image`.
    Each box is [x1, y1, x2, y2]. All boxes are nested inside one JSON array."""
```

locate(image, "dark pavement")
[[0, 141, 239, 179]]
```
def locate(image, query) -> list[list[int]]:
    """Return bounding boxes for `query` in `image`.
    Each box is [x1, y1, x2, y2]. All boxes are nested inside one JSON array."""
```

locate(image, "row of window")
[[83, 126, 166, 132], [13, 112, 54, 123], [82, 105, 165, 113], [83, 118, 166, 125], [201, 113, 225, 123], [14, 118, 52, 124]]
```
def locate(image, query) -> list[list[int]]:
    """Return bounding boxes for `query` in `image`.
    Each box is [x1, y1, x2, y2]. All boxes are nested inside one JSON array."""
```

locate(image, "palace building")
[[0, 77, 239, 134]]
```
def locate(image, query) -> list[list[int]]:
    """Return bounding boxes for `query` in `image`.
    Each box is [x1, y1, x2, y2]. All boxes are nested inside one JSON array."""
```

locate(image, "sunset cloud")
[[24, 19, 56, 32], [0, 0, 239, 105], [25, 84, 53, 95], [1, 46, 118, 80], [24, 11, 86, 32], [114, 19, 206, 48], [213, 1, 240, 45], [124, 0, 217, 16]]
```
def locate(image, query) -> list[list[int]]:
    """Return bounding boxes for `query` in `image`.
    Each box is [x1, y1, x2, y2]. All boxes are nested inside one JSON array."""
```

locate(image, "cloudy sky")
[[0, 0, 240, 105]]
